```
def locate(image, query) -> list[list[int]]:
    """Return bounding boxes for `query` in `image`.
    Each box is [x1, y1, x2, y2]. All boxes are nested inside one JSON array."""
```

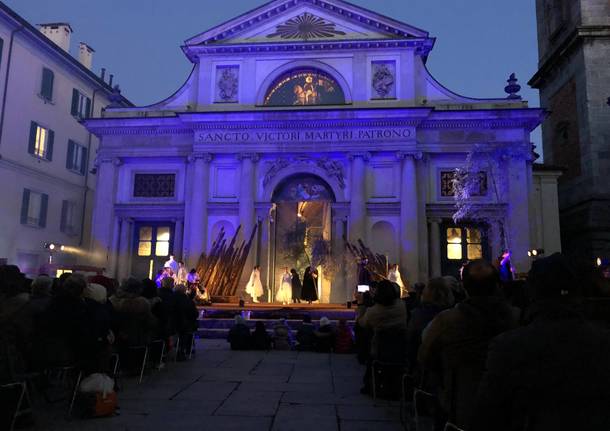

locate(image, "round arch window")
[[263, 68, 346, 107]]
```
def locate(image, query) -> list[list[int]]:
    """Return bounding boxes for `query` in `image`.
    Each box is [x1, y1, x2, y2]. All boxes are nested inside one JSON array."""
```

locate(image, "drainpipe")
[[0, 25, 24, 150], [79, 88, 101, 246]]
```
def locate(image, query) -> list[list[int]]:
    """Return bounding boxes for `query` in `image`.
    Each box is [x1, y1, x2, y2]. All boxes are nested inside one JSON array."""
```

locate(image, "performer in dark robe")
[[301, 267, 318, 304], [291, 268, 302, 303]]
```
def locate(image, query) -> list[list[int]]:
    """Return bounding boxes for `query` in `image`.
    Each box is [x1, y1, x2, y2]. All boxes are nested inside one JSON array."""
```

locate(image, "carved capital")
[[237, 152, 260, 162], [428, 217, 443, 225], [348, 152, 371, 162], [396, 151, 424, 161], [188, 152, 213, 163]]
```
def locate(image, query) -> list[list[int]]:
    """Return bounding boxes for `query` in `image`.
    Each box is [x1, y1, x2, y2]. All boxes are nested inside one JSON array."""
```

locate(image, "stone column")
[[116, 217, 133, 282], [398, 152, 420, 283], [429, 218, 442, 277], [108, 216, 121, 278], [90, 157, 121, 270], [256, 204, 273, 300], [185, 153, 212, 268], [348, 152, 369, 243], [506, 154, 531, 273], [238, 153, 259, 288], [331, 206, 348, 304], [173, 218, 184, 261]]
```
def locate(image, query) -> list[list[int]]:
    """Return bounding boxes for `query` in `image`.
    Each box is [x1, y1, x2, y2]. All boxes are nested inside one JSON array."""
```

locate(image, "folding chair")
[[413, 388, 438, 431], [1, 382, 27, 431], [444, 423, 466, 431], [66, 370, 83, 418], [120, 346, 148, 384], [371, 360, 407, 401], [148, 340, 165, 370]]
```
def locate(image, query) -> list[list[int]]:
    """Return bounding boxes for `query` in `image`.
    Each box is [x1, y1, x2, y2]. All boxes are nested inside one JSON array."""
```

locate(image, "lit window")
[[28, 122, 54, 161], [446, 227, 462, 260], [155, 227, 171, 257], [138, 227, 152, 256], [466, 228, 483, 259]]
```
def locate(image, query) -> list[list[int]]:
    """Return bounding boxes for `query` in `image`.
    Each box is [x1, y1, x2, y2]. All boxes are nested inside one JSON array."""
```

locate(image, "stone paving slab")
[[29, 339, 404, 431]]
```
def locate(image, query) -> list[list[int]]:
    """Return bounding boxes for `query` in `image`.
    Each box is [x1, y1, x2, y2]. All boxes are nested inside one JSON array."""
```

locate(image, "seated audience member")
[[39, 275, 97, 369], [157, 277, 177, 341], [110, 277, 157, 348], [251, 321, 271, 350], [334, 319, 355, 354], [227, 315, 251, 350], [354, 290, 374, 364], [272, 319, 293, 351], [470, 253, 610, 431], [406, 277, 454, 371], [296, 315, 316, 351], [314, 316, 335, 353], [0, 265, 30, 377], [357, 280, 407, 394], [443, 275, 467, 304], [418, 260, 520, 429], [82, 283, 114, 373], [404, 282, 425, 319], [173, 284, 199, 359]]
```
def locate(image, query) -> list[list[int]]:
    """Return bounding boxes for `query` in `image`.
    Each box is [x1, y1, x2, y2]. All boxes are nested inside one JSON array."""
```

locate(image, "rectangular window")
[[70, 89, 91, 119], [20, 189, 48, 228], [155, 227, 171, 257], [133, 173, 175, 198], [440, 171, 488, 197], [28, 122, 54, 161], [466, 228, 483, 260], [446, 227, 463, 260], [66, 140, 88, 175], [137, 226, 153, 256], [40, 67, 54, 101], [60, 200, 78, 235]]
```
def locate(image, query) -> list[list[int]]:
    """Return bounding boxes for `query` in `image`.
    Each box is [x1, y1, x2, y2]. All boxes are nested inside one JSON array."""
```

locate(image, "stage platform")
[[197, 303, 356, 339]]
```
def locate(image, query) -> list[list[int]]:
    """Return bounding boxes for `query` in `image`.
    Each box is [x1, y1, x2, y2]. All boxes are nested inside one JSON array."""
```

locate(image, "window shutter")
[[20, 189, 30, 224], [66, 140, 74, 170], [71, 89, 79, 116], [41, 68, 54, 100], [46, 129, 54, 161], [80, 147, 88, 175], [0, 39, 4, 70], [60, 200, 67, 233], [85, 97, 92, 118], [28, 122, 37, 155], [39, 193, 48, 228]]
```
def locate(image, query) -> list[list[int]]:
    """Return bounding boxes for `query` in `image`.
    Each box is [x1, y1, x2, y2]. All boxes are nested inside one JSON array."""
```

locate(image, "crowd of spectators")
[[227, 313, 355, 353], [0, 266, 200, 393], [353, 254, 610, 430]]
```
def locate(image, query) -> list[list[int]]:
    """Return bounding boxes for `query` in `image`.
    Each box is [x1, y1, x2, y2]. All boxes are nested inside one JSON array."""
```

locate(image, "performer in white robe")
[[388, 264, 408, 298], [276, 267, 293, 305], [245, 266, 264, 303]]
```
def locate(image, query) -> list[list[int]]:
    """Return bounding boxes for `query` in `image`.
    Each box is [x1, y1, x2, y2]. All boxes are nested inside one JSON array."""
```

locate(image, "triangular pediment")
[[185, 0, 428, 46]]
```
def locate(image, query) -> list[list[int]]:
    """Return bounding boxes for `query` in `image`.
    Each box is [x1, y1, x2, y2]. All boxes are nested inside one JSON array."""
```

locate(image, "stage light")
[[49, 243, 55, 250], [528, 250, 532, 257], [60, 245, 65, 251], [532, 249, 538, 256], [597, 257, 603, 267]]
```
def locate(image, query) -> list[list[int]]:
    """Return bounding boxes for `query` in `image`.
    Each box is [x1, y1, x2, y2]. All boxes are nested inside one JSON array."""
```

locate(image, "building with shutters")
[[85, 0, 562, 302], [0, 3, 131, 274]]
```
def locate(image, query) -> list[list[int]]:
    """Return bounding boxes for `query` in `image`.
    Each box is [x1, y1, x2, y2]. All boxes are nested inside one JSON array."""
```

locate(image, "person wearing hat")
[[470, 253, 610, 431], [110, 278, 157, 348]]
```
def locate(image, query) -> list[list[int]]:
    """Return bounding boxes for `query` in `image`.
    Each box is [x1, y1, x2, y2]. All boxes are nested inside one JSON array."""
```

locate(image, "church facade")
[[86, 0, 560, 302]]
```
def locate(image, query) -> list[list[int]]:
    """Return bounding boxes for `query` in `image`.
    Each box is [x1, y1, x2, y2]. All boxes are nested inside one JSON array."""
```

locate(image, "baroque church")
[[86, 0, 560, 303]]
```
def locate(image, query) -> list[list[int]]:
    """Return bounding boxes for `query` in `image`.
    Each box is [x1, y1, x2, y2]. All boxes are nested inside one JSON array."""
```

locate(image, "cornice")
[[184, 39, 433, 58], [366, 202, 400, 216]]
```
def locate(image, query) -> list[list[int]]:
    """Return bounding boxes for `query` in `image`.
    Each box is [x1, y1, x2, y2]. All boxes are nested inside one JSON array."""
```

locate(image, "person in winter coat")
[[272, 319, 293, 350], [418, 260, 520, 429], [334, 319, 355, 354], [110, 278, 157, 349], [314, 316, 335, 353], [174, 284, 199, 359], [296, 315, 316, 351], [227, 315, 251, 350], [470, 253, 610, 431], [251, 321, 271, 350]]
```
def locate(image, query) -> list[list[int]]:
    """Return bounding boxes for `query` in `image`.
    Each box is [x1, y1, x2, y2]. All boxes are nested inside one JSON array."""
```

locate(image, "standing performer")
[[301, 266, 318, 304], [290, 268, 302, 304], [277, 267, 293, 305], [245, 265, 264, 303], [388, 264, 407, 298], [176, 260, 188, 285]]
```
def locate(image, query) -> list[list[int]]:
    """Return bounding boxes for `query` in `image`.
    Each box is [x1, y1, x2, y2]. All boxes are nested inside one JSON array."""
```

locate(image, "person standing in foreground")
[[470, 253, 610, 431]]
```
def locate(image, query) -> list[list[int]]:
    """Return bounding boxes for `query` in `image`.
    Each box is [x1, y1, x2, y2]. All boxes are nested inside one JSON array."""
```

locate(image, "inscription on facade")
[[195, 127, 412, 144]]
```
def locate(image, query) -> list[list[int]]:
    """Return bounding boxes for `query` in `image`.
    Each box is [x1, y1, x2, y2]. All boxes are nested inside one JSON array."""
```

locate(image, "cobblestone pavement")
[[32, 339, 403, 431]]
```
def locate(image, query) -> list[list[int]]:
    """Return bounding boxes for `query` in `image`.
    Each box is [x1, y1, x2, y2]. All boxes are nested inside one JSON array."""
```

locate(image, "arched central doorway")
[[271, 173, 335, 303]]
